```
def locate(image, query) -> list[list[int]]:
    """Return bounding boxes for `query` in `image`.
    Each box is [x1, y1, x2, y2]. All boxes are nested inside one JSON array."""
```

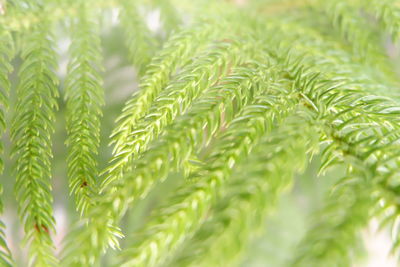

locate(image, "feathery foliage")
[[169, 114, 319, 267], [0, 0, 400, 266], [64, 3, 104, 215], [11, 12, 59, 267]]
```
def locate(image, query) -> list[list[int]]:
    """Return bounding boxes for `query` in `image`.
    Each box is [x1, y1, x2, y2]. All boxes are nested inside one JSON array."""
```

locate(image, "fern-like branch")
[[11, 19, 59, 267], [64, 5, 104, 216], [115, 79, 297, 267], [102, 35, 254, 190], [102, 61, 275, 217], [278, 56, 400, 266], [62, 38, 263, 267], [170, 114, 318, 267]]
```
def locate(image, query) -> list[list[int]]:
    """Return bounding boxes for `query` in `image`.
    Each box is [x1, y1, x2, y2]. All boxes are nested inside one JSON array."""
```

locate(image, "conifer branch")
[[170, 114, 319, 267], [62, 42, 266, 267], [102, 35, 255, 191], [276, 56, 400, 266], [108, 23, 218, 158], [64, 5, 104, 216], [115, 80, 297, 267], [102, 61, 274, 208], [11, 19, 59, 267]]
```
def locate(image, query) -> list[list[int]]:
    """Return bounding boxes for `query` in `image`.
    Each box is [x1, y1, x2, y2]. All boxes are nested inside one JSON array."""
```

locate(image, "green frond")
[[106, 22, 225, 173], [102, 34, 257, 191], [75, 61, 273, 259], [103, 62, 275, 215], [61, 47, 269, 267], [11, 20, 59, 267], [276, 56, 400, 266], [170, 114, 318, 267], [316, 101, 400, 257], [115, 79, 297, 267], [64, 5, 104, 216]]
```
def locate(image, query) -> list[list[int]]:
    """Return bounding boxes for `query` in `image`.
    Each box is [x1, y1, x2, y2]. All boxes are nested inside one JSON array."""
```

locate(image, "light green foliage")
[[0, 0, 400, 266], [104, 22, 231, 191], [64, 4, 104, 216], [170, 114, 319, 267], [102, 32, 257, 191], [116, 79, 297, 267], [11, 18, 59, 267]]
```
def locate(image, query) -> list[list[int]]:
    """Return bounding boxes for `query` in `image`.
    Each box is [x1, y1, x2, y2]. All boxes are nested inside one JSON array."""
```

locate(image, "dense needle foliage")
[[1, 0, 400, 266]]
